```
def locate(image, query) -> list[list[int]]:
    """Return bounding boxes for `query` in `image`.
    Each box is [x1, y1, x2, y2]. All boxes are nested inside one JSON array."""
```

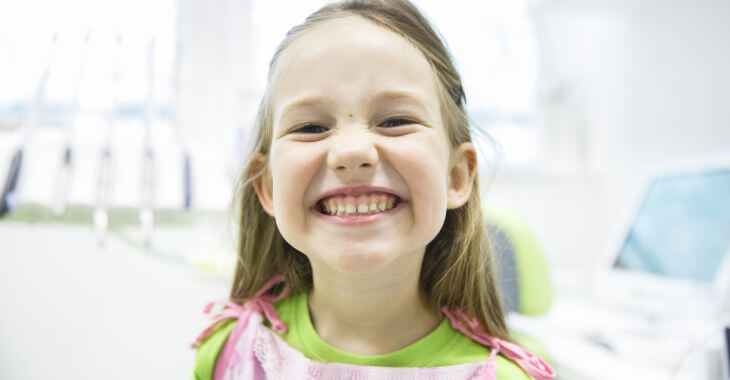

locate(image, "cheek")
[[269, 141, 325, 235], [385, 133, 450, 234]]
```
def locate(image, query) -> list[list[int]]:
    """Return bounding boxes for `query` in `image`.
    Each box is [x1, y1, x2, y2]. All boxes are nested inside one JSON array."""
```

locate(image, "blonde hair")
[[231, 0, 510, 341]]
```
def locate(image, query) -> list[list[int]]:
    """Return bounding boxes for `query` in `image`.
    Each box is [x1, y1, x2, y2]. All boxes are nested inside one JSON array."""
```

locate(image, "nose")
[[327, 129, 378, 181]]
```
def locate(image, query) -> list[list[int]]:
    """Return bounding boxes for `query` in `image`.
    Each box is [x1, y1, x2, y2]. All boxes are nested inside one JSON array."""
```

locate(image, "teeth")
[[320, 192, 399, 216], [344, 195, 356, 214], [357, 195, 369, 213], [377, 195, 386, 211], [337, 199, 345, 215]]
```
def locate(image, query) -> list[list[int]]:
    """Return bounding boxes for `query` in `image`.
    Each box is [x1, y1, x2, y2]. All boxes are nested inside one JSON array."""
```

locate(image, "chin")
[[338, 255, 392, 273], [323, 246, 397, 274]]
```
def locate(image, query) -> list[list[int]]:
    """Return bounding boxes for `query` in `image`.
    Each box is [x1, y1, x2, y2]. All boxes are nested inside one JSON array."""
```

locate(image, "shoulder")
[[433, 322, 532, 379], [462, 338, 532, 379], [192, 320, 236, 380], [446, 330, 530, 380], [495, 355, 532, 380]]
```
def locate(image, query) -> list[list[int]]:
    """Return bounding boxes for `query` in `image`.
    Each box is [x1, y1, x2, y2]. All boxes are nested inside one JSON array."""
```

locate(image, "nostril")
[[336, 163, 371, 170]]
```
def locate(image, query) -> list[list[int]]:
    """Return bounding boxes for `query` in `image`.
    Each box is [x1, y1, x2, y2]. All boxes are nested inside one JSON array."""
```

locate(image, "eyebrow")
[[370, 90, 433, 112], [278, 90, 433, 118], [278, 95, 335, 119]]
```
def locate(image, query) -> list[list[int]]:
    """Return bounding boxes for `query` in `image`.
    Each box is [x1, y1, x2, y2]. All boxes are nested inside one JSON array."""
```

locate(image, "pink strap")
[[191, 275, 291, 349], [442, 307, 556, 380], [212, 306, 254, 380], [190, 301, 247, 349], [194, 275, 291, 380]]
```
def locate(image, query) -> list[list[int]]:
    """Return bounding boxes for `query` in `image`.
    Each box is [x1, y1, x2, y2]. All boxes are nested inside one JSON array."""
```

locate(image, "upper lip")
[[314, 185, 406, 206]]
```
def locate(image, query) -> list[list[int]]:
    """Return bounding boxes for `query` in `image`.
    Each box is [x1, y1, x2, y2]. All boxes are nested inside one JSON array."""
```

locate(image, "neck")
[[307, 255, 442, 355]]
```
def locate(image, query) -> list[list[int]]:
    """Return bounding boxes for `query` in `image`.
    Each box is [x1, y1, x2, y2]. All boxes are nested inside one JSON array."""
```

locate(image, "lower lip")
[[312, 201, 407, 225]]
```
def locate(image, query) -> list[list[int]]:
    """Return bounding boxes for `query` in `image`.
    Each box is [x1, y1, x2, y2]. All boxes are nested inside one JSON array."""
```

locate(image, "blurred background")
[[1, 0, 729, 379]]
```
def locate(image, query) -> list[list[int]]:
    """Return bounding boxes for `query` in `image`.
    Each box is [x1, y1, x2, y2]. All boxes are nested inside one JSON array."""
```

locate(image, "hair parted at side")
[[230, 0, 510, 342]]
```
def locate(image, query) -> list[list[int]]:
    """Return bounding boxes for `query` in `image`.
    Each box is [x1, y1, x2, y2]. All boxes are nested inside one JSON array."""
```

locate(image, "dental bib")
[[192, 276, 555, 380]]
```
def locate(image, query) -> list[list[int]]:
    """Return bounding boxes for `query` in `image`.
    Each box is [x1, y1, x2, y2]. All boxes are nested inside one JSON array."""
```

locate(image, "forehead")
[[270, 16, 441, 115]]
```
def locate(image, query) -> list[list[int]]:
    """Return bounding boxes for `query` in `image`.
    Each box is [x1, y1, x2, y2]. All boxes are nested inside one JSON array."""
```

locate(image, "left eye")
[[379, 118, 414, 128]]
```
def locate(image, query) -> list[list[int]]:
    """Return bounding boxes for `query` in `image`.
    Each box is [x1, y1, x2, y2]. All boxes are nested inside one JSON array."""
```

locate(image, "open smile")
[[318, 192, 401, 216], [312, 198, 406, 225], [311, 188, 407, 225]]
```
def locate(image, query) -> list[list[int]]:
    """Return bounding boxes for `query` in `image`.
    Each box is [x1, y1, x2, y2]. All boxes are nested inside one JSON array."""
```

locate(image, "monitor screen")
[[614, 169, 730, 283]]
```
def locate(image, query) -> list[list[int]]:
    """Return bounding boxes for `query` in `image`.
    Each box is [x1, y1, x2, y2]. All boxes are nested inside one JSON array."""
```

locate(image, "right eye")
[[292, 123, 329, 134]]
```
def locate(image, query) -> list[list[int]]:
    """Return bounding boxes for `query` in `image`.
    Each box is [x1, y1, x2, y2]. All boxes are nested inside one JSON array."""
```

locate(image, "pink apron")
[[192, 276, 555, 380]]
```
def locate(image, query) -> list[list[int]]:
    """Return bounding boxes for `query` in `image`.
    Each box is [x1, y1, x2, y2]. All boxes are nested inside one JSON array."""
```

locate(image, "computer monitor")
[[597, 157, 730, 318]]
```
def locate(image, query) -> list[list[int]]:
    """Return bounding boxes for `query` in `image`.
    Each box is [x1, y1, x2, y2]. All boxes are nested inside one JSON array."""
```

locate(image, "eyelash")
[[293, 124, 328, 134], [291, 118, 415, 134], [379, 117, 414, 128]]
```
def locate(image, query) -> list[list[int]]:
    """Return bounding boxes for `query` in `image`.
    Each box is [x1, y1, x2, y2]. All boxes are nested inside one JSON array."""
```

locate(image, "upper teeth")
[[321, 193, 397, 216]]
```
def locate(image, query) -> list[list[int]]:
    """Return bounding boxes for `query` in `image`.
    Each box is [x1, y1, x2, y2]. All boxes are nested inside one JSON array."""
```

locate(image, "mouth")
[[315, 192, 403, 217]]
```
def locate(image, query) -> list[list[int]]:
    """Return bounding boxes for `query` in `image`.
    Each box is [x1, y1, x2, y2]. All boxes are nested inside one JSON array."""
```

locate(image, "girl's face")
[[255, 16, 475, 274]]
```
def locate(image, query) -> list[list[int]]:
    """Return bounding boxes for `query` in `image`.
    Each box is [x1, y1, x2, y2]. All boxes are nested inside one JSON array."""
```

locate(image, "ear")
[[250, 153, 275, 216], [447, 142, 477, 209]]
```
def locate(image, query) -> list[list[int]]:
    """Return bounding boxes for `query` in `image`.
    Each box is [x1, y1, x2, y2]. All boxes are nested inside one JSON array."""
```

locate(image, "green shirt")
[[193, 292, 530, 379]]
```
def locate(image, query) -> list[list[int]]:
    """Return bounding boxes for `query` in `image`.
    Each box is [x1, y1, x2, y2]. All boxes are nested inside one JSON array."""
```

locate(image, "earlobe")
[[250, 153, 275, 216], [447, 143, 477, 209]]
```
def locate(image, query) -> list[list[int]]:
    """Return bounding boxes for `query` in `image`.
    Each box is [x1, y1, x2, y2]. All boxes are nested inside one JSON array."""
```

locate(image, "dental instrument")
[[139, 38, 157, 248], [173, 37, 193, 210], [52, 31, 92, 218], [0, 34, 58, 217], [93, 34, 122, 248]]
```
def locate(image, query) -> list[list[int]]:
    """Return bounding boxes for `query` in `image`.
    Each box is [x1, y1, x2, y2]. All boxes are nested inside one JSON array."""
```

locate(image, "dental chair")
[[485, 209, 554, 363]]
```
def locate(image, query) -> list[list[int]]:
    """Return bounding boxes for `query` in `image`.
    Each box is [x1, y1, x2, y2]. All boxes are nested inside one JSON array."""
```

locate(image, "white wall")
[[177, 0, 255, 210], [534, 0, 730, 173], [489, 0, 730, 286]]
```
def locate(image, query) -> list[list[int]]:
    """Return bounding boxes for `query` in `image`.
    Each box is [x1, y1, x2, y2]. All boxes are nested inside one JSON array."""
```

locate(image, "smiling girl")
[[192, 1, 555, 379]]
